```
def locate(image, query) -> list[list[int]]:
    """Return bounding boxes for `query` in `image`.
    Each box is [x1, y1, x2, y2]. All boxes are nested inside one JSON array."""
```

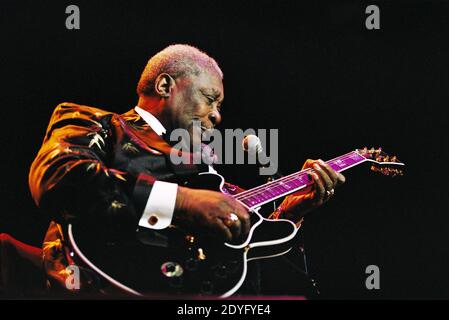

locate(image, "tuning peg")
[[388, 168, 404, 177], [370, 165, 404, 177]]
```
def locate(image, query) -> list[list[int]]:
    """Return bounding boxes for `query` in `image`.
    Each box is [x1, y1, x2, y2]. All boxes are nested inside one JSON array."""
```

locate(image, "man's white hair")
[[137, 44, 223, 96]]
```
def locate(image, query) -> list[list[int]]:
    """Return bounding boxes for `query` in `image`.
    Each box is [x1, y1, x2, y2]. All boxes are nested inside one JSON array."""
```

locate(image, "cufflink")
[[148, 215, 159, 226]]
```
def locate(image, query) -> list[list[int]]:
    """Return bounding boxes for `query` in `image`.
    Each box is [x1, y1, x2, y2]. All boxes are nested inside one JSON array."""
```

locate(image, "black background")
[[1, 0, 448, 299]]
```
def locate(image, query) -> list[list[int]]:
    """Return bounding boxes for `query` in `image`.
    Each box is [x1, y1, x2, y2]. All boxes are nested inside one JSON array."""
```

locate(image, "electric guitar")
[[67, 147, 404, 298]]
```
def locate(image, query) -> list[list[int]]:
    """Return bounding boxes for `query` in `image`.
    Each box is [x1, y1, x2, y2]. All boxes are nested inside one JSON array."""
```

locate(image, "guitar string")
[[233, 152, 362, 204], [233, 150, 357, 200], [233, 152, 359, 201], [234, 152, 362, 203], [238, 149, 398, 206], [233, 153, 359, 206], [233, 153, 354, 203]]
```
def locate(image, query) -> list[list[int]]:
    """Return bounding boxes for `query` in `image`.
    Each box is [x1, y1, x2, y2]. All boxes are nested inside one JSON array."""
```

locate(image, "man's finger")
[[318, 159, 338, 186], [311, 172, 325, 203], [337, 172, 346, 184], [318, 159, 345, 186], [313, 163, 333, 193], [301, 159, 315, 170], [226, 216, 242, 240], [214, 218, 233, 242], [232, 202, 251, 236]]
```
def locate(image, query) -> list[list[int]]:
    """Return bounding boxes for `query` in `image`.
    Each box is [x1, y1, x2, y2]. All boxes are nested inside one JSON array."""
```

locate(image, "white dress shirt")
[[135, 106, 217, 230], [135, 106, 178, 230]]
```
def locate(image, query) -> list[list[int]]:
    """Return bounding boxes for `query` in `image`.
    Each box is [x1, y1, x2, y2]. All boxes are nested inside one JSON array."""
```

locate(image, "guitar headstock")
[[356, 147, 405, 177]]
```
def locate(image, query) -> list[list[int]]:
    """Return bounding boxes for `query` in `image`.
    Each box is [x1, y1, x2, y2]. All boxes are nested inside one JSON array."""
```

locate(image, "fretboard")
[[234, 150, 367, 210]]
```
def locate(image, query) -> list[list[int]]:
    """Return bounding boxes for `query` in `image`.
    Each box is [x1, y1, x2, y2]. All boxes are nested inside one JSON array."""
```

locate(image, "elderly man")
[[29, 44, 344, 297]]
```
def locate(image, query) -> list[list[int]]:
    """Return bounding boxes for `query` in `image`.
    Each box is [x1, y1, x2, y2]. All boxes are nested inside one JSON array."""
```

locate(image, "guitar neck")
[[233, 150, 367, 210]]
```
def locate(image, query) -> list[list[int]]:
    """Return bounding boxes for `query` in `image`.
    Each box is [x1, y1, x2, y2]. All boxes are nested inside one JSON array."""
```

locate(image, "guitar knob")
[[161, 262, 183, 278], [197, 248, 206, 260], [185, 235, 195, 244]]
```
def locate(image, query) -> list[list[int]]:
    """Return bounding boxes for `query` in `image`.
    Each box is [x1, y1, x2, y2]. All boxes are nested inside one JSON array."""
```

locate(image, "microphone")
[[242, 134, 282, 210], [242, 134, 263, 155], [242, 134, 282, 180], [200, 143, 218, 165]]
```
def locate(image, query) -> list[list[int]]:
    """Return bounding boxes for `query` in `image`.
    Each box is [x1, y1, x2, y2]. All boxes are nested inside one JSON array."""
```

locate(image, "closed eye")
[[201, 90, 223, 110]]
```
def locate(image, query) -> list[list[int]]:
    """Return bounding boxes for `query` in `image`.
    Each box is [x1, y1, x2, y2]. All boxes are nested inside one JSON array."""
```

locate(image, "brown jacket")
[[29, 102, 205, 293]]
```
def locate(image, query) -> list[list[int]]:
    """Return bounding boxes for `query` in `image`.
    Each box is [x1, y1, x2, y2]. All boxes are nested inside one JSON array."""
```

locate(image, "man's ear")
[[154, 73, 175, 98]]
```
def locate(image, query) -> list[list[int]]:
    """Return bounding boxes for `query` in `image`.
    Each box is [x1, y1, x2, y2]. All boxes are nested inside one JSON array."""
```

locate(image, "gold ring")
[[224, 213, 239, 227]]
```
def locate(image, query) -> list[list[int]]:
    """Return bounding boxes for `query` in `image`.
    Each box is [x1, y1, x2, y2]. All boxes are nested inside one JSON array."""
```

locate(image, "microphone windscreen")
[[200, 143, 218, 164], [242, 135, 262, 154]]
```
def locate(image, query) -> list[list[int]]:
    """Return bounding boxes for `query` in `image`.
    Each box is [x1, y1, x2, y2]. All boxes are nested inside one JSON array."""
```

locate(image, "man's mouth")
[[201, 126, 213, 134]]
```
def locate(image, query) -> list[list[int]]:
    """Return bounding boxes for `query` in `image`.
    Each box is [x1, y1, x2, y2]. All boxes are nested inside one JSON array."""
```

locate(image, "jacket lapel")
[[119, 109, 200, 176]]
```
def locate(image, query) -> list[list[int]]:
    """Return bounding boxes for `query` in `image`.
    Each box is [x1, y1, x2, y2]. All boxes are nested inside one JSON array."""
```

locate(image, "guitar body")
[[68, 172, 301, 297], [68, 148, 404, 297]]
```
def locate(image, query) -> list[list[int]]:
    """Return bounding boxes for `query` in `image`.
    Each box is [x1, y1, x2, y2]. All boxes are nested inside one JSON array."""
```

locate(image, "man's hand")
[[174, 187, 250, 242], [275, 159, 345, 223]]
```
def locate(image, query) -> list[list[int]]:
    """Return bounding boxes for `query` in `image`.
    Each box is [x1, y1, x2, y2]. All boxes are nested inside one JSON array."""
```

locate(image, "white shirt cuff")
[[138, 181, 178, 230]]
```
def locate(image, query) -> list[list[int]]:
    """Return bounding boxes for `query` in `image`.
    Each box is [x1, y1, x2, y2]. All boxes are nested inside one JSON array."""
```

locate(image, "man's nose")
[[208, 110, 222, 127]]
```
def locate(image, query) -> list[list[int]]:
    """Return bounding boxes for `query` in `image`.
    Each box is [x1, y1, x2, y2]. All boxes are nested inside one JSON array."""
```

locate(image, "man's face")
[[167, 70, 224, 149]]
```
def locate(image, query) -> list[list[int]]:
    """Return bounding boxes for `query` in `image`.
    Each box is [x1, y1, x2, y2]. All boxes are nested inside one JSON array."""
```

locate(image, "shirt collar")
[[135, 106, 217, 173], [134, 106, 167, 136]]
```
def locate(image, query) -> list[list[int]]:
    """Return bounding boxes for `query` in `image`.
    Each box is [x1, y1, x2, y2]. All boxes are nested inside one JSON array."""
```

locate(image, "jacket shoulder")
[[51, 102, 114, 120], [44, 102, 116, 138]]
